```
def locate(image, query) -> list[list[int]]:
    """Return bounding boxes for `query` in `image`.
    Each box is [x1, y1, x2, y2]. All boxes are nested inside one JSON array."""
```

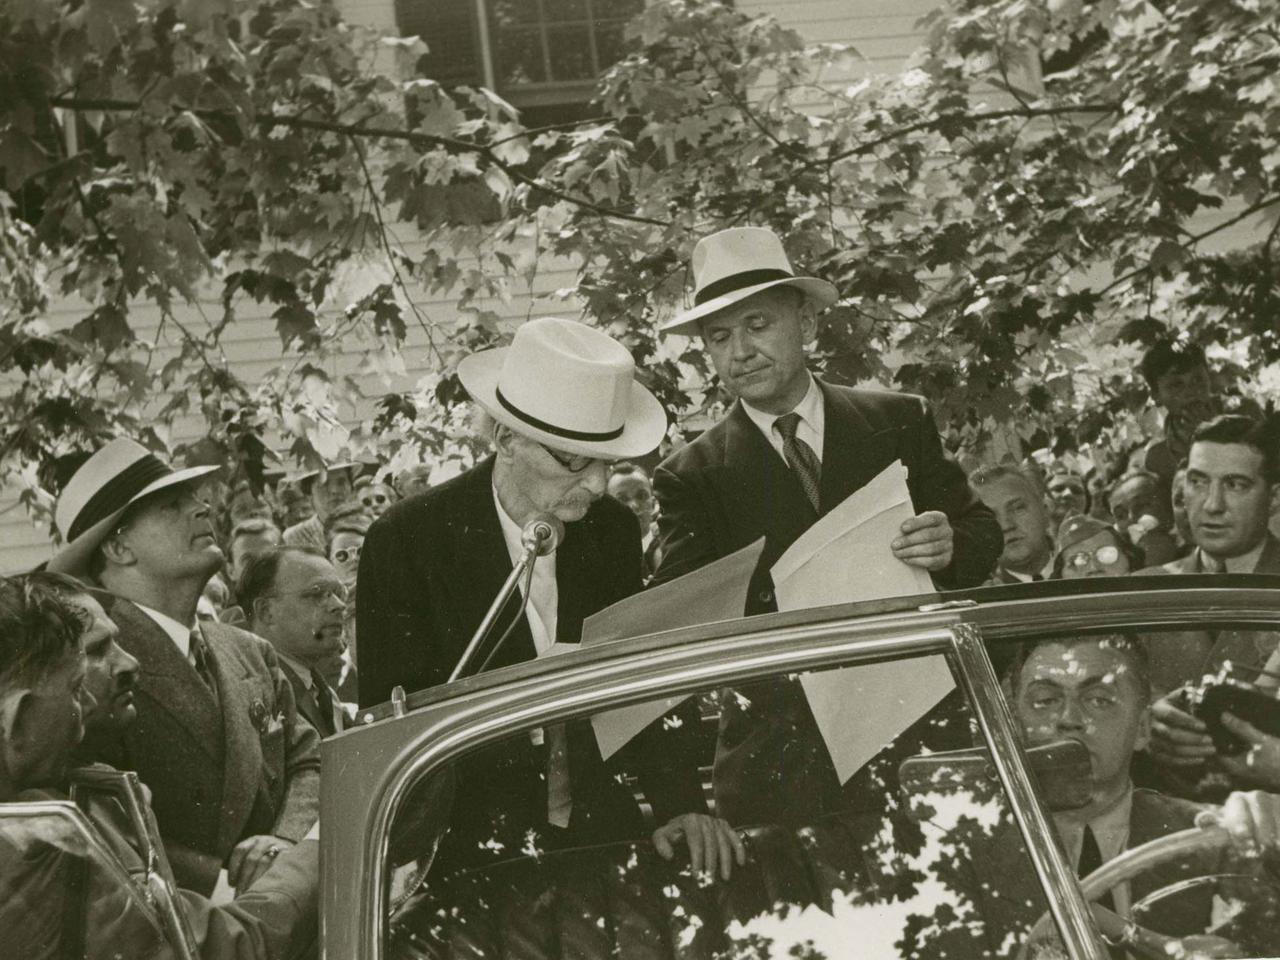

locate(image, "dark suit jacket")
[[79, 597, 321, 895], [652, 380, 1001, 826], [1, 784, 318, 960], [960, 788, 1253, 958], [356, 457, 707, 869]]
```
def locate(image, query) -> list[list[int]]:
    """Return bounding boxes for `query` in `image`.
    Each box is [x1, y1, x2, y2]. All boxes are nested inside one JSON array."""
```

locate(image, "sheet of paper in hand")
[[770, 460, 954, 784], [582, 538, 766, 760]]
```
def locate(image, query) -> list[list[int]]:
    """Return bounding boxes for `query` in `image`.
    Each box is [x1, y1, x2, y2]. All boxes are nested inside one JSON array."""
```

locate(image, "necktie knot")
[[774, 412, 802, 442], [773, 412, 820, 513]]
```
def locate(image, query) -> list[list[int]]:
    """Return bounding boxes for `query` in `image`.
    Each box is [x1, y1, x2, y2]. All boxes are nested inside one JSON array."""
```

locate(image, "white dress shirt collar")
[[277, 652, 314, 689], [492, 485, 559, 654], [740, 373, 825, 464], [1200, 539, 1267, 574], [134, 603, 196, 659]]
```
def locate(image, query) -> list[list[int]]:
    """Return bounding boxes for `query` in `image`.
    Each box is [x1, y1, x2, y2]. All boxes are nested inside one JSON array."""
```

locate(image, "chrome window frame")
[[322, 579, 1280, 960]]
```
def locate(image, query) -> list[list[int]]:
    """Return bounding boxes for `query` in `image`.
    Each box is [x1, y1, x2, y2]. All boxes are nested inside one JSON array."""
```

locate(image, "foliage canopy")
[[1, 0, 1277, 530]]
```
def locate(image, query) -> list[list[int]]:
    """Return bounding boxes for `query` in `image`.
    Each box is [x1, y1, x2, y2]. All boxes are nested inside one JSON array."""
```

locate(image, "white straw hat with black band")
[[457, 317, 668, 461], [48, 438, 220, 575], [659, 226, 839, 337]]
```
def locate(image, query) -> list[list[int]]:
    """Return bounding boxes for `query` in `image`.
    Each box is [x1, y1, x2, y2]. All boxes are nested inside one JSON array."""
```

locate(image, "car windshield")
[[337, 581, 1280, 960]]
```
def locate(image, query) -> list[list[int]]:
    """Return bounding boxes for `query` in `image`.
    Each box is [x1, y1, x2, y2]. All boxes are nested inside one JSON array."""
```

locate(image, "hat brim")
[[47, 465, 220, 575], [659, 276, 839, 337], [457, 349, 668, 460]]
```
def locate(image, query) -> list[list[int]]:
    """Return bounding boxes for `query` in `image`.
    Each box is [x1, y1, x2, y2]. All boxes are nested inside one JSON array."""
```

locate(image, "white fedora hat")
[[660, 226, 839, 337], [457, 317, 667, 460], [48, 438, 219, 575]]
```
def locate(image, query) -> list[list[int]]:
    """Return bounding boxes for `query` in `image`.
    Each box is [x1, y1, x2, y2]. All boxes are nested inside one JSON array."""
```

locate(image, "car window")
[[379, 648, 1070, 960], [992, 623, 1280, 959], [0, 801, 169, 960]]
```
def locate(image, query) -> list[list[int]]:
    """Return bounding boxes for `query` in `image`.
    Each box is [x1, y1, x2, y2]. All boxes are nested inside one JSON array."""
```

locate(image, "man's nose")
[[580, 460, 609, 495], [729, 328, 755, 359], [1056, 697, 1085, 729], [1203, 481, 1227, 512]]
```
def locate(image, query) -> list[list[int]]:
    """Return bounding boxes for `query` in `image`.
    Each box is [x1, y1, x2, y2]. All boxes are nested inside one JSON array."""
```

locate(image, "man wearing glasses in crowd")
[[357, 317, 745, 880]]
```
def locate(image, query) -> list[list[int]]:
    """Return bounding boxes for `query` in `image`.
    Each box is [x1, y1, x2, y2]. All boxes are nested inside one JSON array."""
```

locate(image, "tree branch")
[[46, 95, 670, 228], [822, 102, 1119, 166], [1098, 194, 1280, 297]]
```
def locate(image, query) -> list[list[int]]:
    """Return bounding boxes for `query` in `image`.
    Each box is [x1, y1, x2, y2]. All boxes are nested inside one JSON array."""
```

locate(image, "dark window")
[[395, 0, 643, 115]]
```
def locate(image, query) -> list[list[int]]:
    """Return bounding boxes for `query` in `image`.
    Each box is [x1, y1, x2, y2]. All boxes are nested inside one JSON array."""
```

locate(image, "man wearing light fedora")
[[49, 437, 321, 896], [357, 316, 746, 880], [652, 226, 1002, 826]]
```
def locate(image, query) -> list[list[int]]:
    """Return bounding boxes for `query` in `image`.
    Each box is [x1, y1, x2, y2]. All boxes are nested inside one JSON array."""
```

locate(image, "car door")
[[324, 595, 1120, 960]]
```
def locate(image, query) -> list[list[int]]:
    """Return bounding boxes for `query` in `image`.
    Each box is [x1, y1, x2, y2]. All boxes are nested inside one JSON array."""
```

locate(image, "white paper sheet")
[[770, 460, 954, 784], [582, 538, 766, 759]]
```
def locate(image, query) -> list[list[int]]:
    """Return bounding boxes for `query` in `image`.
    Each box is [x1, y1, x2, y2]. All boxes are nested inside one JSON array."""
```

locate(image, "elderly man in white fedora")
[[651, 226, 1002, 827], [49, 437, 321, 897], [357, 316, 746, 881]]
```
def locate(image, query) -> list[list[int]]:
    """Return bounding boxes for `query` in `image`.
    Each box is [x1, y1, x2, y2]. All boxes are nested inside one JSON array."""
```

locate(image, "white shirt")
[[1003, 553, 1056, 582], [1054, 784, 1134, 916], [493, 487, 559, 654], [741, 374, 825, 464], [135, 603, 196, 660], [278, 652, 315, 689], [1199, 539, 1267, 574]]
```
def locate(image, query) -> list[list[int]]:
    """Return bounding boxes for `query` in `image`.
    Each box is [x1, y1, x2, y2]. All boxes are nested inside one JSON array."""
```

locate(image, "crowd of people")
[[2, 225, 1280, 959]]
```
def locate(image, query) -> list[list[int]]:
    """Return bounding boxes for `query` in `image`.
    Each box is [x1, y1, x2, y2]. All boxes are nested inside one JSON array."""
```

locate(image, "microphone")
[[520, 514, 564, 556]]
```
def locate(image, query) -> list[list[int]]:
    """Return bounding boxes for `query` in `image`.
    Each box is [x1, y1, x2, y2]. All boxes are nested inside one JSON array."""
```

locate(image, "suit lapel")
[[555, 517, 604, 646], [281, 661, 328, 736], [201, 622, 264, 853], [720, 402, 814, 550], [1253, 533, 1280, 574], [816, 379, 900, 512], [107, 599, 222, 764], [454, 459, 537, 672]]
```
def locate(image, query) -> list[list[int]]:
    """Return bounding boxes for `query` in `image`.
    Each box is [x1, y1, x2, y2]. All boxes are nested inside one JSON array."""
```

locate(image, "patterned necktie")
[[189, 629, 217, 696], [546, 724, 572, 828], [1077, 824, 1117, 914], [774, 412, 821, 513], [310, 668, 339, 737]]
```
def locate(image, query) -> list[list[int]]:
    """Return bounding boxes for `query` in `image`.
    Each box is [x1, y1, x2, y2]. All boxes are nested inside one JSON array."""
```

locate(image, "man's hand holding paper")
[[892, 510, 955, 571]]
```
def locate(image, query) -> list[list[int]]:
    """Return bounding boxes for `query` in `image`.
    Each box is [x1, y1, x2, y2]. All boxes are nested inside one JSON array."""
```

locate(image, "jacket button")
[[758, 588, 774, 605]]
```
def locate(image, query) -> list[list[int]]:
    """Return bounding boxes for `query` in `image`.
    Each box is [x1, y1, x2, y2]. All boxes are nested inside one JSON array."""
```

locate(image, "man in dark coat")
[[652, 227, 1002, 826], [358, 316, 745, 879], [49, 438, 321, 896]]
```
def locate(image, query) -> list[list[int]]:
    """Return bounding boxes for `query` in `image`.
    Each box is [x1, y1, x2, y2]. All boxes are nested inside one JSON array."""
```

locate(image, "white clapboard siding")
[[0, 0, 935, 572]]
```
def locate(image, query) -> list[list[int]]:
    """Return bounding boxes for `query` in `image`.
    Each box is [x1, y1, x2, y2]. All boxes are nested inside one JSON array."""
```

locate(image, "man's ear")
[[492, 424, 518, 463], [0, 688, 34, 751], [1268, 481, 1280, 518], [251, 596, 274, 630], [98, 532, 134, 568], [798, 298, 819, 345]]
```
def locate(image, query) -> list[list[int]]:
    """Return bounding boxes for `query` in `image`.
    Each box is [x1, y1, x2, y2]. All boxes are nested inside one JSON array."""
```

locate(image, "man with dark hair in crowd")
[[0, 572, 319, 960], [282, 462, 361, 556], [47, 437, 321, 896], [359, 317, 744, 879], [651, 227, 1000, 827], [1109, 470, 1181, 567], [1045, 468, 1089, 531], [970, 463, 1056, 583], [607, 461, 661, 578], [1137, 415, 1280, 799], [227, 517, 284, 588], [239, 548, 348, 738]]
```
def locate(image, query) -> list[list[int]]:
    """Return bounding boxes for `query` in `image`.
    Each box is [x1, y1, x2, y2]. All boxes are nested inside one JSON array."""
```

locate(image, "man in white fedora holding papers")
[[48, 437, 321, 896], [357, 316, 745, 880], [652, 226, 1002, 826]]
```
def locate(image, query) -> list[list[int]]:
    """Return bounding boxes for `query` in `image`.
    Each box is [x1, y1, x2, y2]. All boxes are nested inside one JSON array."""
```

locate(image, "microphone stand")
[[448, 539, 540, 683]]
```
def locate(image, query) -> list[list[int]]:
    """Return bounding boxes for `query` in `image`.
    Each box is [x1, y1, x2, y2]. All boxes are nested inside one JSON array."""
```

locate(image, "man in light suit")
[[49, 438, 321, 896], [1132, 414, 1280, 799], [0, 572, 319, 960], [358, 317, 745, 880], [238, 548, 348, 738], [652, 227, 1002, 826]]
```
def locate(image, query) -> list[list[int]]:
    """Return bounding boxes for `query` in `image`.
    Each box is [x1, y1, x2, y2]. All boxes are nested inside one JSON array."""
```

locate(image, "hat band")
[[495, 387, 624, 442], [66, 455, 174, 542], [694, 268, 794, 306]]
